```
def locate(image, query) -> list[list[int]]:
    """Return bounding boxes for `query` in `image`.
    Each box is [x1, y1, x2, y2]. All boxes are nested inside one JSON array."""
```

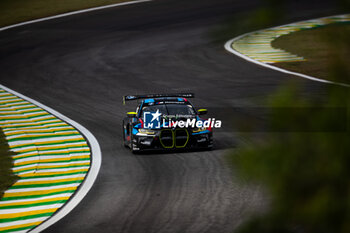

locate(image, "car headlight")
[[138, 128, 156, 135], [192, 127, 207, 133]]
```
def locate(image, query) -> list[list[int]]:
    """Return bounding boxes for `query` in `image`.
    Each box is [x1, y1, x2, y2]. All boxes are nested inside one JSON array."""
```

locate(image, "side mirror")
[[197, 109, 208, 115], [127, 112, 137, 118]]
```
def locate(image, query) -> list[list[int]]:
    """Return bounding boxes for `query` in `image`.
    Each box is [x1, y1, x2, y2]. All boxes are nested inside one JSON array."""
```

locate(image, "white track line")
[[224, 16, 350, 88], [0, 0, 152, 32]]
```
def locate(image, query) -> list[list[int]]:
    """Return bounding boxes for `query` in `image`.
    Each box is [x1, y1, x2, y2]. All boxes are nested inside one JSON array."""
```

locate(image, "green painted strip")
[[1, 113, 53, 119], [13, 145, 89, 155], [0, 95, 19, 98], [1, 112, 50, 119], [0, 190, 76, 201], [0, 102, 35, 107], [7, 133, 81, 142], [0, 97, 18, 101], [0, 102, 29, 108], [0, 105, 37, 111], [4, 125, 70, 131], [7, 132, 78, 140], [0, 107, 42, 112], [14, 158, 91, 168], [0, 212, 55, 223], [0, 110, 48, 116], [0, 96, 21, 100], [7, 143, 36, 150], [0, 119, 56, 126], [10, 180, 83, 189], [39, 146, 90, 151], [12, 149, 40, 156], [15, 155, 90, 162], [0, 117, 55, 124], [14, 164, 90, 173], [0, 113, 51, 121], [6, 128, 78, 137], [0, 107, 42, 111], [18, 171, 88, 180], [0, 107, 38, 112], [13, 152, 90, 161], [1, 121, 64, 129], [13, 147, 90, 158], [0, 225, 35, 233], [0, 99, 26, 104], [13, 168, 36, 174], [20, 149, 89, 156], [10, 139, 87, 149], [0, 200, 67, 210]]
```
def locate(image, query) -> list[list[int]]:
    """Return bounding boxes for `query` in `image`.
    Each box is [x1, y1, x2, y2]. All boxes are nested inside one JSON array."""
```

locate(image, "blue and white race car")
[[122, 93, 213, 152]]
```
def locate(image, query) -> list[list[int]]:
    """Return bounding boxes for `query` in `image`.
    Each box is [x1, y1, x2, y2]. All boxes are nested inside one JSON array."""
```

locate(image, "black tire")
[[129, 124, 137, 153]]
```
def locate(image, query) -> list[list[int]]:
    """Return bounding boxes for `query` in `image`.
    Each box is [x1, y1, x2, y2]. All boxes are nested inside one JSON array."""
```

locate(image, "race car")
[[122, 93, 213, 152]]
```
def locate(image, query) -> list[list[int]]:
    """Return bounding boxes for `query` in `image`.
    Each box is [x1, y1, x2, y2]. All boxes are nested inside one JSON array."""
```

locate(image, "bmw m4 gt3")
[[122, 93, 213, 152]]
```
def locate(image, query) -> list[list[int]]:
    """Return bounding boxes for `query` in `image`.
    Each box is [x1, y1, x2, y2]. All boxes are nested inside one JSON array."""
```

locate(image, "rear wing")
[[123, 93, 194, 105]]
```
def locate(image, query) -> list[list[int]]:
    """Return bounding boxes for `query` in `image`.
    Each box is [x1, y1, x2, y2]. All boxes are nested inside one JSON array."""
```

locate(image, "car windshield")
[[141, 105, 167, 116], [166, 104, 195, 116], [141, 104, 195, 117]]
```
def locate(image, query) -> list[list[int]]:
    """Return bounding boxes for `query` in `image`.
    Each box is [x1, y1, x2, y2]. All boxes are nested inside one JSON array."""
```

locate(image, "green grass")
[[0, 128, 19, 199], [0, 0, 134, 27], [271, 23, 350, 84]]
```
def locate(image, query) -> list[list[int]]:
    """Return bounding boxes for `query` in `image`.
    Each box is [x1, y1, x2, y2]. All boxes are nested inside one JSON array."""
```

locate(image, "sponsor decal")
[[144, 110, 162, 129], [162, 118, 221, 128], [143, 111, 222, 129]]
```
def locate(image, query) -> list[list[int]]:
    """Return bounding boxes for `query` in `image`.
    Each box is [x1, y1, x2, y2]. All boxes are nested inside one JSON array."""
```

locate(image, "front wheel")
[[122, 120, 129, 148]]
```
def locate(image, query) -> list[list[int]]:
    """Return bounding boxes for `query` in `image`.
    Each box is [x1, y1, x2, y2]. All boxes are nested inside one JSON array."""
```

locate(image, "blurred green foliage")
[[231, 84, 349, 233], [228, 0, 350, 233]]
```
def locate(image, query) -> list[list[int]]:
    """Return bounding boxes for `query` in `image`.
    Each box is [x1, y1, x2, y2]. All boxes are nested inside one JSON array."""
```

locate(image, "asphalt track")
[[0, 0, 344, 232]]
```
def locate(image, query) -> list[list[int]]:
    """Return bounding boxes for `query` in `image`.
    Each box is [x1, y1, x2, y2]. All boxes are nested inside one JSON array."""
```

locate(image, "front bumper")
[[131, 129, 213, 151]]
